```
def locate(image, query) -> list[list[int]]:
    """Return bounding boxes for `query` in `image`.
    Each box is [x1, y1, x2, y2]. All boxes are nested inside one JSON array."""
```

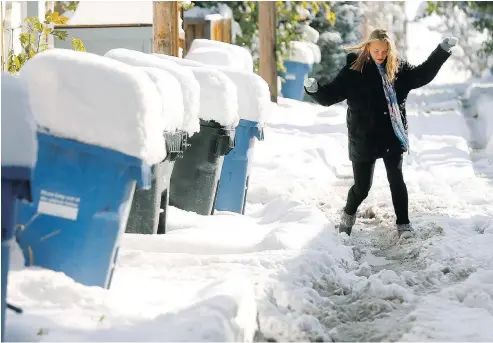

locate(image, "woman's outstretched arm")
[[304, 62, 351, 107], [399, 37, 457, 90]]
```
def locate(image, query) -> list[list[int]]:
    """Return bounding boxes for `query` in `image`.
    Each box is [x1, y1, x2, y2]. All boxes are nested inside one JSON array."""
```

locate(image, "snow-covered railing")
[[105, 48, 201, 136], [19, 49, 167, 165]]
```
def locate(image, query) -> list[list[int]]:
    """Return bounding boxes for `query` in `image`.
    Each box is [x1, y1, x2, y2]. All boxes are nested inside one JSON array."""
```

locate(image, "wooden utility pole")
[[259, 1, 277, 103], [153, 1, 179, 56]]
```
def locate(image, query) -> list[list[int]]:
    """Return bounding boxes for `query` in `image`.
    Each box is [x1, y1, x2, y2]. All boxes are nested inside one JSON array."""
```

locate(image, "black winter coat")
[[306, 44, 451, 162]]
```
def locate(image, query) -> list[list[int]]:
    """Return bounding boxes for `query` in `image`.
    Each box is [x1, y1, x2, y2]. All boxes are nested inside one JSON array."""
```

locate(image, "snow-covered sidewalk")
[[6, 83, 493, 341]]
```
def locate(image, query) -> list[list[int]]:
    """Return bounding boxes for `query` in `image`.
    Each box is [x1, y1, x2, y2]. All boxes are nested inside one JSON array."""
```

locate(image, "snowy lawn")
[[6, 83, 493, 341]]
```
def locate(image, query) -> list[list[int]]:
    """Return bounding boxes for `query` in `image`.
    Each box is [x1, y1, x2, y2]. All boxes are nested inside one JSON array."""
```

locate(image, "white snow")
[[286, 41, 315, 65], [6, 21, 493, 343], [213, 66, 272, 123], [1, 72, 38, 168], [187, 39, 254, 71], [154, 54, 270, 123], [185, 47, 241, 69], [304, 42, 322, 64], [187, 66, 239, 127], [138, 67, 184, 133], [301, 24, 320, 44], [104, 48, 200, 135], [153, 54, 271, 123], [153, 53, 204, 67], [18, 49, 166, 165]]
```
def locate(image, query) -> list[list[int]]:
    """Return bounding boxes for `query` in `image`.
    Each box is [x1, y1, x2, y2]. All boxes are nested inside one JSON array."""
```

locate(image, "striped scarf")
[[376, 63, 409, 151]]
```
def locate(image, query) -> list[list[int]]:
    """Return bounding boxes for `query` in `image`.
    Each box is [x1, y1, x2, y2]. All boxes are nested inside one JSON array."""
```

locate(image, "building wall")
[[54, 26, 153, 56]]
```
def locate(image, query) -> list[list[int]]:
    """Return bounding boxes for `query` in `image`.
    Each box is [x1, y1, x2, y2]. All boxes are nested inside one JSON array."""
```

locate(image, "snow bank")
[[213, 66, 271, 123], [301, 24, 319, 44], [104, 48, 200, 135], [187, 39, 253, 71], [1, 73, 38, 168], [18, 49, 166, 165], [139, 67, 184, 133], [286, 41, 315, 65], [187, 66, 239, 127]]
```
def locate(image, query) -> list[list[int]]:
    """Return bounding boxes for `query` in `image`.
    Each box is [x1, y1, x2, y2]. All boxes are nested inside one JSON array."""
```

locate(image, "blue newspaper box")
[[280, 61, 313, 101], [215, 119, 264, 214], [1, 167, 32, 342], [16, 132, 151, 289]]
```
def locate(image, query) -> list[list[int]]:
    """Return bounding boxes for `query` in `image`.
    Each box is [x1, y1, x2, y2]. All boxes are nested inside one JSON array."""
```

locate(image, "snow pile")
[[1, 72, 38, 168], [18, 49, 166, 165], [187, 39, 253, 71], [187, 66, 239, 127], [139, 67, 184, 133], [104, 48, 200, 135], [286, 41, 316, 64], [213, 66, 272, 123], [301, 24, 319, 44]]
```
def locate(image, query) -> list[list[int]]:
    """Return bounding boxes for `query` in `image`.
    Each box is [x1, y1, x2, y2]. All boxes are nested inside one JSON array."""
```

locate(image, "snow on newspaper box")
[[1, 73, 38, 341], [15, 49, 166, 288]]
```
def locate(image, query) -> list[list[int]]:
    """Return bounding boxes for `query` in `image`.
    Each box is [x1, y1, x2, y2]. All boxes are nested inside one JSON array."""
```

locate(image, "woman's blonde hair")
[[344, 29, 400, 81]]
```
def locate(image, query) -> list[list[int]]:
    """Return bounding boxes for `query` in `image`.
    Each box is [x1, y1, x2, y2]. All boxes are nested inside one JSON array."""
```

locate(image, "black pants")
[[344, 154, 410, 225]]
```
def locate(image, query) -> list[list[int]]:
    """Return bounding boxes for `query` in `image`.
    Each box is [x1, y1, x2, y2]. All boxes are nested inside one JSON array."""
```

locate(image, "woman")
[[305, 29, 458, 238]]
